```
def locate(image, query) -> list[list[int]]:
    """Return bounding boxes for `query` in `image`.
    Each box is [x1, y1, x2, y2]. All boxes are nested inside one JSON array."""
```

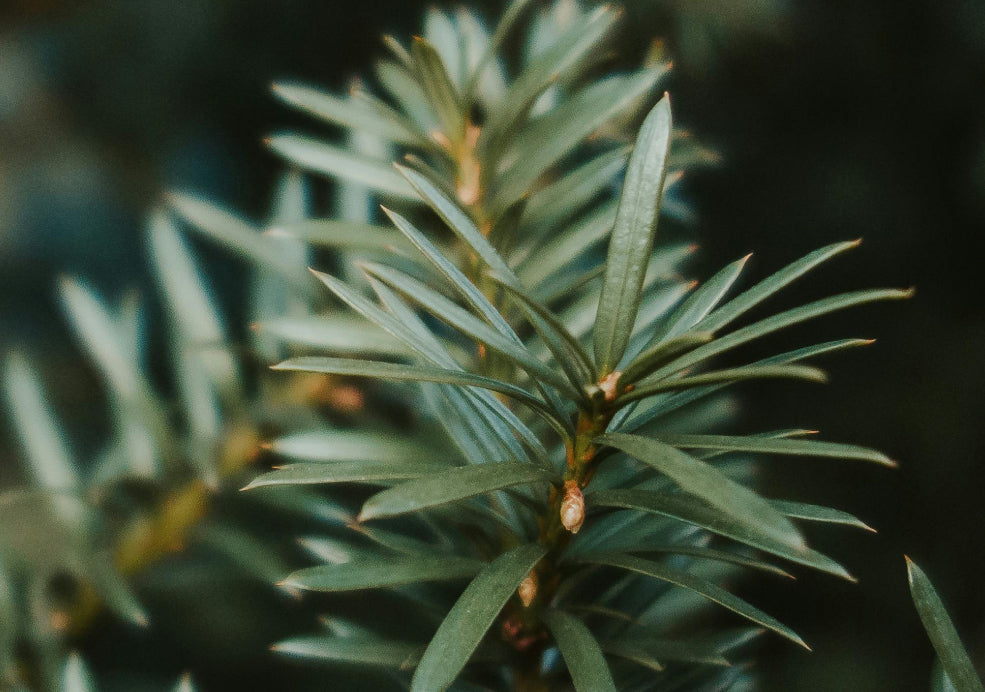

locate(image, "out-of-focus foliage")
[[0, 164, 337, 688]]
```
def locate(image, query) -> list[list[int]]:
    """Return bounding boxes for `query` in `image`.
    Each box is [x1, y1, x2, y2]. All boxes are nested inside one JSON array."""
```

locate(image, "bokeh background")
[[1, 0, 983, 690]]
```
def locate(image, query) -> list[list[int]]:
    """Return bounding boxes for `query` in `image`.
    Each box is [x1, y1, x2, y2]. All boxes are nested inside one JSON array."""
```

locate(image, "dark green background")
[[1, 1, 982, 689]]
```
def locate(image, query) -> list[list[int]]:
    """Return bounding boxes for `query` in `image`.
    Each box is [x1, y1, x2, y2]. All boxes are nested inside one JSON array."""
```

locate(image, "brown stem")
[[502, 403, 616, 687], [442, 111, 621, 690]]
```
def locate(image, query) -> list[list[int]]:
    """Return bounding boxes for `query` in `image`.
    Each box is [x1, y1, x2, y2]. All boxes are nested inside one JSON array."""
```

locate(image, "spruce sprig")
[[249, 2, 909, 690], [0, 2, 914, 691]]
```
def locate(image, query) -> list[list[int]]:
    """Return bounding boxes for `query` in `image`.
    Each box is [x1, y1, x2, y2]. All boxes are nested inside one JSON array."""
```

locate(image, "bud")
[[598, 371, 622, 404], [560, 480, 585, 533], [518, 572, 538, 607]]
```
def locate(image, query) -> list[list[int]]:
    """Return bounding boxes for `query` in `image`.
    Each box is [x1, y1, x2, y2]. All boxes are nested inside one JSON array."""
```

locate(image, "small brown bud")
[[598, 371, 622, 404], [560, 480, 585, 534], [518, 572, 538, 607]]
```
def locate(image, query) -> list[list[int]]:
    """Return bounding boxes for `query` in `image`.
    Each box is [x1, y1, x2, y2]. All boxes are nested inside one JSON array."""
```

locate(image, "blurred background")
[[1, 0, 983, 690]]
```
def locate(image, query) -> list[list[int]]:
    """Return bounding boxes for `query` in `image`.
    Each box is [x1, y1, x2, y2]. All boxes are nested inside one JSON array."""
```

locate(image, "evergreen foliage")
[[1, 2, 957, 691]]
